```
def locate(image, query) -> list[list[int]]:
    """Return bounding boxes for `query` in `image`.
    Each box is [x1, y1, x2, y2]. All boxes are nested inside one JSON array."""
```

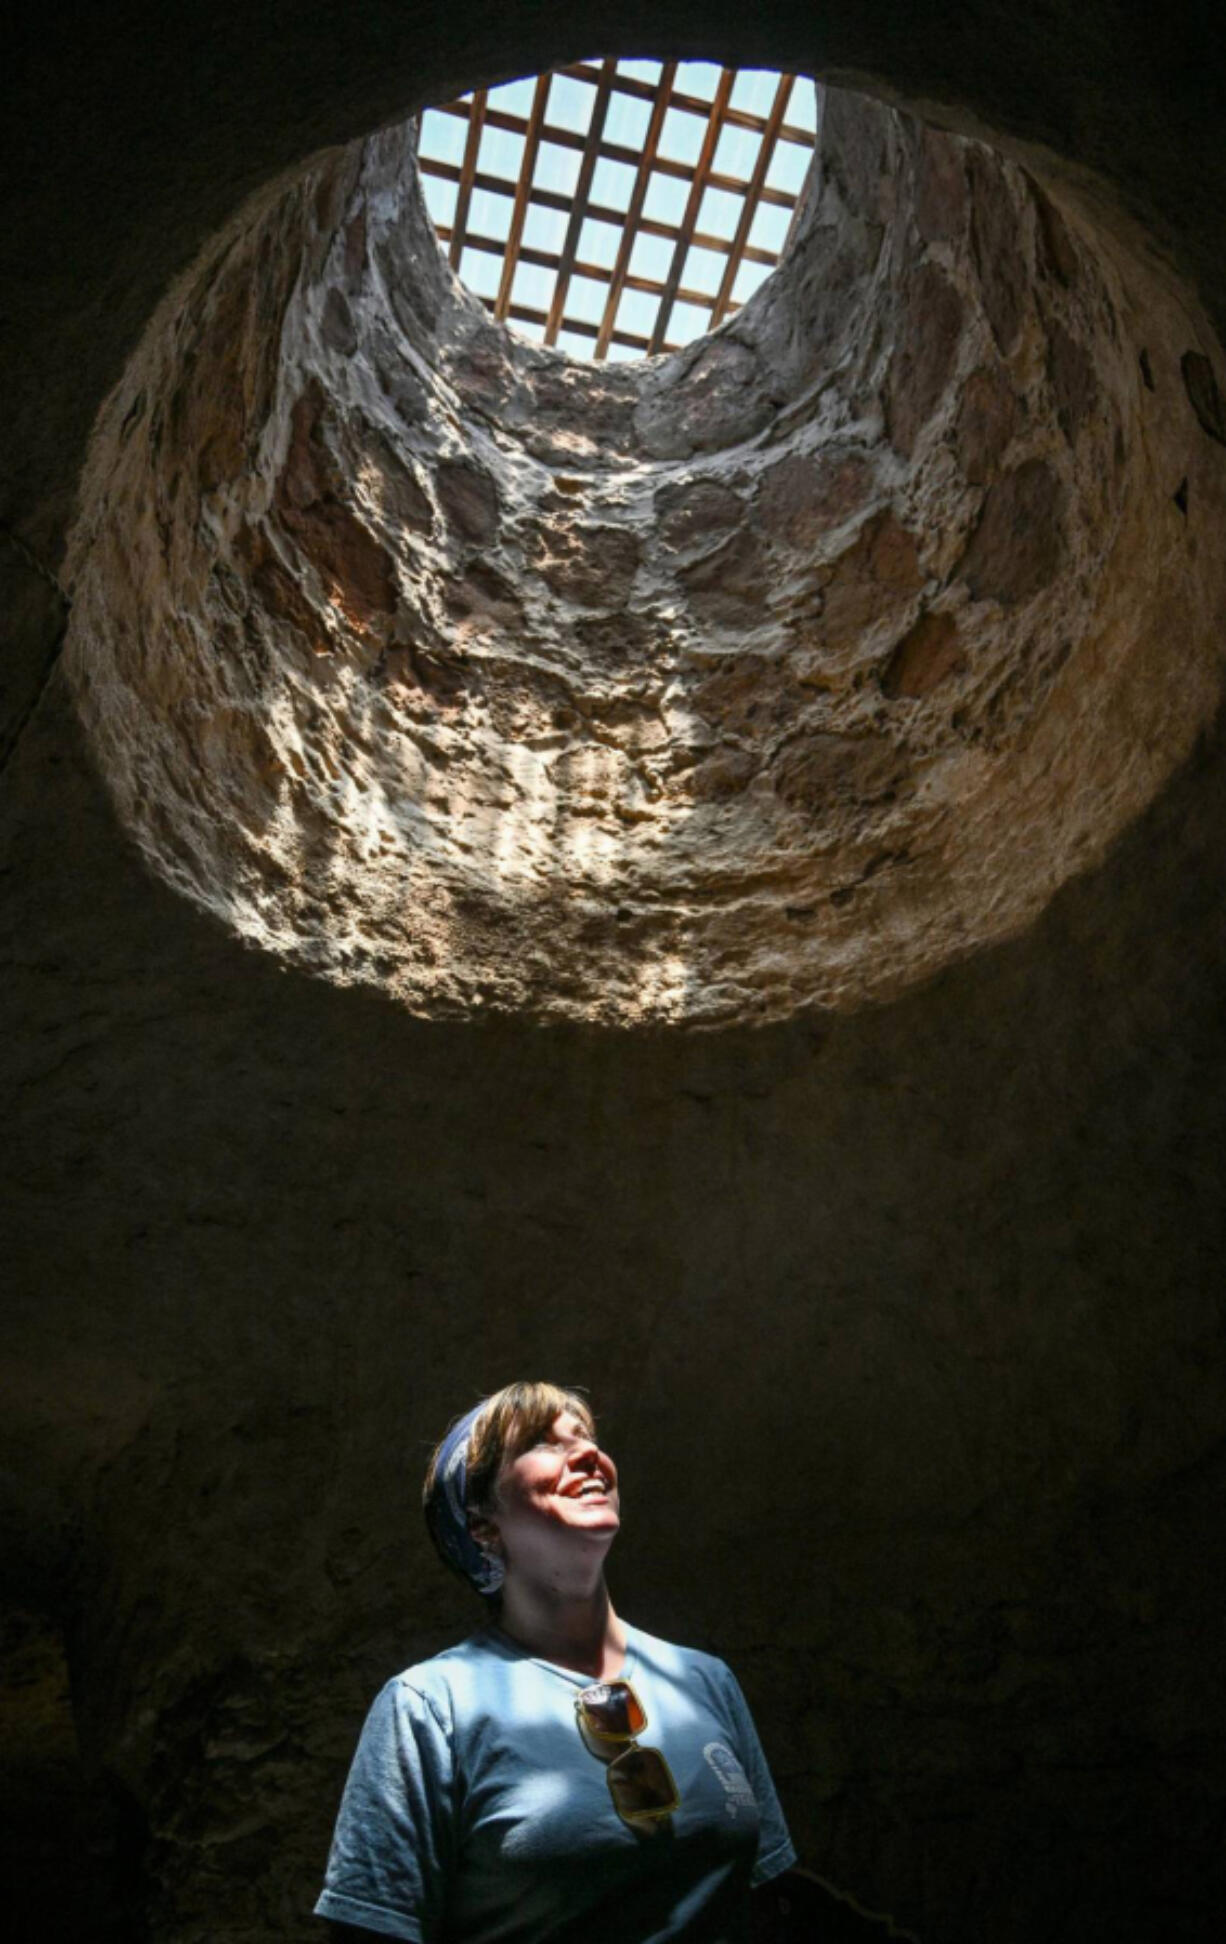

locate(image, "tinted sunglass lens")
[[607, 1746, 679, 1819], [579, 1681, 646, 1738]]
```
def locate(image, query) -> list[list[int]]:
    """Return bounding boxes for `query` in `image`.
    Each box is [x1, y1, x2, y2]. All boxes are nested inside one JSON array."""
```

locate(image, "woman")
[[315, 1381, 798, 1942]]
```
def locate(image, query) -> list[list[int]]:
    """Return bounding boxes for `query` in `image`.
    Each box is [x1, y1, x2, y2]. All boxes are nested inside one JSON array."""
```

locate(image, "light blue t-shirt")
[[315, 1623, 796, 1943]]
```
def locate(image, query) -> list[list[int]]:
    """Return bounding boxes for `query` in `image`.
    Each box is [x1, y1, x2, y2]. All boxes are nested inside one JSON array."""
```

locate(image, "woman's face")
[[485, 1410, 620, 1577]]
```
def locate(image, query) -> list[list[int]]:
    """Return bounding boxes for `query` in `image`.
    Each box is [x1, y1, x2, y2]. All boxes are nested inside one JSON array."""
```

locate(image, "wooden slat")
[[547, 62, 816, 146], [648, 67, 736, 355], [424, 162, 779, 268], [442, 228, 724, 311], [421, 155, 792, 235], [440, 100, 804, 201], [494, 72, 553, 322], [500, 301, 654, 353], [710, 73, 796, 328], [443, 230, 716, 303], [421, 66, 816, 361], [448, 90, 487, 270], [502, 306, 688, 357], [442, 102, 650, 169], [593, 61, 678, 359], [545, 57, 618, 346]]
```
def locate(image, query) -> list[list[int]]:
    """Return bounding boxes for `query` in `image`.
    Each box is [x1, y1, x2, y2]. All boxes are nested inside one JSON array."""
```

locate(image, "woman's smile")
[[500, 1412, 621, 1543]]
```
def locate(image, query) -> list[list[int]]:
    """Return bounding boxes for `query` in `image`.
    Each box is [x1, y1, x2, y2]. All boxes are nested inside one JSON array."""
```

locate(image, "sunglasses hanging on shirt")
[[575, 1679, 681, 1825]]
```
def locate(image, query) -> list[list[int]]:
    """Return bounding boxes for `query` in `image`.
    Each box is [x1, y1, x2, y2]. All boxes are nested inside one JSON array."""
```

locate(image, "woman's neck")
[[496, 1574, 627, 1679]]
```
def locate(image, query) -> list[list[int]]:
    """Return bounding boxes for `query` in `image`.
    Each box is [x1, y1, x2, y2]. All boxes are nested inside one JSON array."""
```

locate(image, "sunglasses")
[[575, 1679, 680, 1825]]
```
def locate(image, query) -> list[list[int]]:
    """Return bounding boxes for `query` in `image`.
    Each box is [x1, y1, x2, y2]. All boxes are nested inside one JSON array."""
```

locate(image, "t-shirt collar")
[[480, 1622, 639, 1688]]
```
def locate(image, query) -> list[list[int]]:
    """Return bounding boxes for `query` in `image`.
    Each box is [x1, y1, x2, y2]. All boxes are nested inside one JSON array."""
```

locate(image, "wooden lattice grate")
[[416, 59, 819, 361]]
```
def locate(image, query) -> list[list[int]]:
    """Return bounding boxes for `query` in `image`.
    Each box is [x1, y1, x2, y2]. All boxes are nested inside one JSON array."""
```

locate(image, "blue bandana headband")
[[428, 1399, 505, 1594]]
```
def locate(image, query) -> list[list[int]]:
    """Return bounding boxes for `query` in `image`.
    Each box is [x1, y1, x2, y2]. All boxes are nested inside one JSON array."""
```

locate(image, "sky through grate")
[[417, 60, 819, 361]]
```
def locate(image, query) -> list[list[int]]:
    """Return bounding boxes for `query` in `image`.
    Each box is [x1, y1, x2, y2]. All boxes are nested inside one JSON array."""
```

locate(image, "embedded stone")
[[445, 319, 516, 414], [1030, 178, 1080, 286], [635, 338, 775, 459], [961, 459, 1066, 606], [572, 610, 659, 668], [914, 125, 968, 243], [1047, 320, 1097, 441], [435, 457, 500, 542], [821, 82, 893, 222], [362, 429, 434, 533], [655, 477, 745, 556], [530, 361, 638, 453], [275, 388, 397, 632], [886, 262, 964, 458], [968, 149, 1026, 353], [385, 462, 435, 536], [955, 365, 1020, 484], [1181, 351, 1226, 445], [757, 446, 877, 548], [677, 527, 767, 627], [382, 641, 468, 707], [380, 358, 429, 425], [286, 498, 397, 632], [444, 558, 522, 627], [343, 211, 367, 289], [771, 731, 907, 810], [821, 511, 925, 640], [278, 382, 332, 508], [882, 610, 964, 697], [196, 415, 247, 495], [692, 656, 800, 738], [235, 523, 323, 651], [174, 250, 294, 496], [321, 286, 357, 356], [530, 522, 641, 607], [688, 746, 761, 800]]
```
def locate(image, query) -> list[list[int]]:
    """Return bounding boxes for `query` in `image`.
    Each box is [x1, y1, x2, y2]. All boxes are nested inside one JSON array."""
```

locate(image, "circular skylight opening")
[[65, 76, 1226, 1028], [416, 58, 819, 361]]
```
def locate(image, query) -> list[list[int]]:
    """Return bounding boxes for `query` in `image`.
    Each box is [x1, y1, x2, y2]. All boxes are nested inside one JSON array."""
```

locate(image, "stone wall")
[[5, 7, 1226, 1941], [65, 91, 1226, 1023]]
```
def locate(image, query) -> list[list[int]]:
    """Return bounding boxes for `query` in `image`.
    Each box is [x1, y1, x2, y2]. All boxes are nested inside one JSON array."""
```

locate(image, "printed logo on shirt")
[[703, 1741, 757, 1818]]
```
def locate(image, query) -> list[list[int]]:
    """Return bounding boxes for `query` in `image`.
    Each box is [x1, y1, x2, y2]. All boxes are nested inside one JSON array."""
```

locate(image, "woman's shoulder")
[[383, 1627, 526, 1715]]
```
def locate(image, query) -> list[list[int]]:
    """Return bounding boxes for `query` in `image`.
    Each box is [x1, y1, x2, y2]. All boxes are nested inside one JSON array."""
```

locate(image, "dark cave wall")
[[6, 670, 1226, 1939], [4, 3, 1226, 1941]]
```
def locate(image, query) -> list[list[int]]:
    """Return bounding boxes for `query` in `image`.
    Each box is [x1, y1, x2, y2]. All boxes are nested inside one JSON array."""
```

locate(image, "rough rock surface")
[[64, 91, 1226, 1027], [6, 11, 1226, 1944]]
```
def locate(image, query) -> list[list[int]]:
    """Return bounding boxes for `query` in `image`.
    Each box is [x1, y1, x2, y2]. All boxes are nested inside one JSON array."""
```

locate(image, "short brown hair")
[[422, 1381, 596, 1575]]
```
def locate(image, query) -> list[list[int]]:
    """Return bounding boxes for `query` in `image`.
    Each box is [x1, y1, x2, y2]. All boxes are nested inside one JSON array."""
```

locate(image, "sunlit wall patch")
[[416, 59, 819, 361]]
